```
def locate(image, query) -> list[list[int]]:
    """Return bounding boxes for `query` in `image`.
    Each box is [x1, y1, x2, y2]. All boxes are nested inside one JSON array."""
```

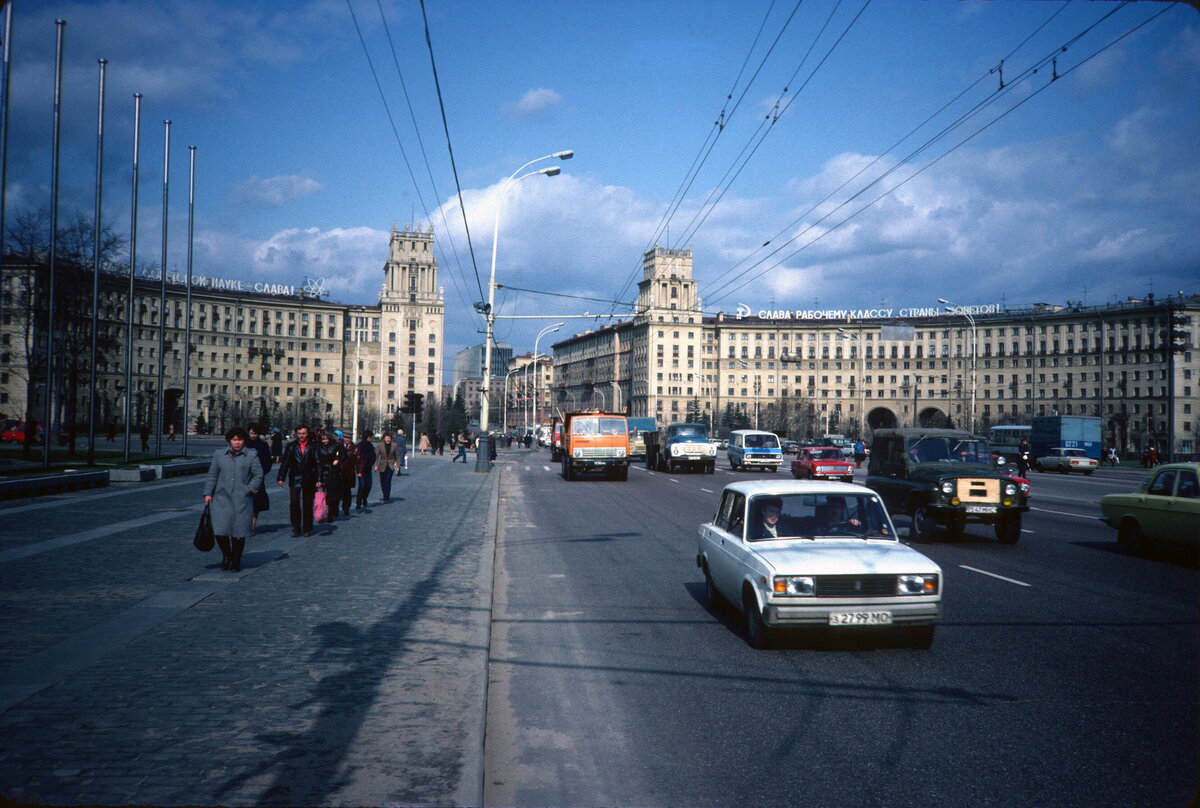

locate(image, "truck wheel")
[[616, 466, 629, 481], [910, 503, 939, 542], [562, 457, 574, 481], [995, 514, 1021, 544], [705, 462, 715, 474]]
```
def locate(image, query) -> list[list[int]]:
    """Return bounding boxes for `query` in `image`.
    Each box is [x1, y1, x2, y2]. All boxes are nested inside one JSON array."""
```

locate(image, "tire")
[[1084, 470, 1094, 476], [744, 591, 773, 649], [1036, 462, 1045, 473], [1117, 519, 1144, 551], [705, 462, 715, 475], [903, 625, 935, 650], [791, 466, 800, 479], [704, 565, 724, 609], [995, 514, 1021, 544], [1058, 465, 1068, 474], [562, 457, 574, 481], [910, 503, 939, 541], [616, 466, 629, 481], [731, 459, 739, 471]]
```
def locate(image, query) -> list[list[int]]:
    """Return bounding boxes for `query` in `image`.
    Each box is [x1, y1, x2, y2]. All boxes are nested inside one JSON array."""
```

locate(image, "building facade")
[[0, 223, 444, 436], [552, 247, 1200, 458]]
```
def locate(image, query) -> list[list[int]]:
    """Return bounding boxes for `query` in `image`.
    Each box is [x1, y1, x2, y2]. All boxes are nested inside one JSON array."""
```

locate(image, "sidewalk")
[[0, 450, 504, 807]]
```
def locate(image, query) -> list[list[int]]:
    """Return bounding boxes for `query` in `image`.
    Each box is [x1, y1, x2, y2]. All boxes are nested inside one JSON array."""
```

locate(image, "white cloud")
[[235, 175, 325, 207], [248, 226, 389, 298], [510, 88, 564, 117]]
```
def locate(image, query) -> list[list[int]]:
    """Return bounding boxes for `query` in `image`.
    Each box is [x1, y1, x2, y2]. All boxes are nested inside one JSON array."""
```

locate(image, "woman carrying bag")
[[203, 426, 264, 572]]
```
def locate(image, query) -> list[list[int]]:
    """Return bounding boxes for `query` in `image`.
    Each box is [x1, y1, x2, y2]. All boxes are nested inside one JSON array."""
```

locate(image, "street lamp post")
[[733, 358, 759, 429], [532, 322, 564, 436], [502, 366, 521, 434], [901, 376, 921, 427], [939, 298, 977, 434], [478, 150, 573, 472], [837, 328, 865, 439]]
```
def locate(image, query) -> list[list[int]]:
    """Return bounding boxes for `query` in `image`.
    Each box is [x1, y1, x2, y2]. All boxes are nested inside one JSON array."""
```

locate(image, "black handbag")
[[194, 505, 215, 552]]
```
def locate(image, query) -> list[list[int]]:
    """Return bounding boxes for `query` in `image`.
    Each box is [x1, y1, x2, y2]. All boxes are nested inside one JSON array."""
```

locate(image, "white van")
[[727, 429, 783, 471]]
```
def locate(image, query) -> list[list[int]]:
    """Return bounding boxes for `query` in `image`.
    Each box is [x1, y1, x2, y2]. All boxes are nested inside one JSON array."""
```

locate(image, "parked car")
[[1099, 462, 1200, 551], [1, 423, 66, 445], [790, 446, 855, 482], [697, 480, 942, 648], [1035, 447, 1098, 475]]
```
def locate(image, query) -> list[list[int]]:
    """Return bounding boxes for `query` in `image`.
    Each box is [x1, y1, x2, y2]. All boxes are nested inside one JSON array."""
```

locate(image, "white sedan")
[[696, 480, 942, 649], [1036, 447, 1099, 475]]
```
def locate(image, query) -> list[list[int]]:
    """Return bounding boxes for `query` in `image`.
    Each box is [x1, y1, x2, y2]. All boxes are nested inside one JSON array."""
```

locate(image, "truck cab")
[[561, 410, 630, 481], [645, 422, 717, 474]]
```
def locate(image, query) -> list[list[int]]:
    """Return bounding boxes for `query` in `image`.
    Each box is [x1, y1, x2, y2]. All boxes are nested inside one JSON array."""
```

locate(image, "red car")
[[790, 446, 855, 482], [1, 423, 67, 445]]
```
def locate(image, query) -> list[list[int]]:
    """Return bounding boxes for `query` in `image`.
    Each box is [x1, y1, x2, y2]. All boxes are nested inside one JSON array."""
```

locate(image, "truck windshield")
[[572, 417, 627, 436], [670, 426, 706, 438]]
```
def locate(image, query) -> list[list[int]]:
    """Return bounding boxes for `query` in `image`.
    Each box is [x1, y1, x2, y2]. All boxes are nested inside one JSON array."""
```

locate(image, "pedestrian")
[[396, 428, 409, 475], [355, 430, 376, 510], [1106, 446, 1119, 466], [107, 420, 117, 442], [1148, 446, 1160, 466], [489, 432, 497, 465], [338, 431, 358, 516], [418, 433, 431, 455], [436, 433, 445, 455], [277, 424, 319, 537], [315, 431, 343, 522], [202, 426, 263, 573], [451, 431, 469, 463], [246, 424, 273, 535], [853, 439, 866, 469], [167, 423, 177, 441], [270, 428, 283, 464], [375, 432, 401, 501], [139, 423, 150, 452]]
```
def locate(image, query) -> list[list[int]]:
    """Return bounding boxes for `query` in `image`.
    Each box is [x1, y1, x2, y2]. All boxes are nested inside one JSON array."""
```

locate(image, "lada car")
[[1035, 447, 1098, 475], [727, 429, 783, 472], [866, 427, 1029, 543], [790, 446, 855, 482], [697, 480, 942, 649], [1099, 462, 1200, 551]]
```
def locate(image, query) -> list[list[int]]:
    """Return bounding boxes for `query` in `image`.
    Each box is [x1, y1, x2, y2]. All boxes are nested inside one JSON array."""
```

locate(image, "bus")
[[988, 425, 1031, 455]]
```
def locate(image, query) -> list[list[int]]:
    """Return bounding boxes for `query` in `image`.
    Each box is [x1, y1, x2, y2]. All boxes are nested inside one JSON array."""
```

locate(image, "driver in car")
[[816, 496, 864, 534]]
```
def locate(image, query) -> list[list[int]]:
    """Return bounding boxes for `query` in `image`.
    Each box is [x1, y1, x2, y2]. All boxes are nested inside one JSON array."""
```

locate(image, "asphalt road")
[[484, 454, 1199, 808]]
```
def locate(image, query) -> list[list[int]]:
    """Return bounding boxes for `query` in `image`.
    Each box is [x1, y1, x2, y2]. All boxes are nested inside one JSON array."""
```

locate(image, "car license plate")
[[829, 611, 892, 626], [965, 504, 997, 514]]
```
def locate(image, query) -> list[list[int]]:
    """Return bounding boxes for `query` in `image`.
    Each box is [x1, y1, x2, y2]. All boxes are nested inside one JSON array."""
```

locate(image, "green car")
[[1099, 462, 1200, 550]]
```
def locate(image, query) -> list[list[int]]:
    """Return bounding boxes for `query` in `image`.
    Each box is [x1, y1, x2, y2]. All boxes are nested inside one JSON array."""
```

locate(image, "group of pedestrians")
[[202, 424, 410, 572]]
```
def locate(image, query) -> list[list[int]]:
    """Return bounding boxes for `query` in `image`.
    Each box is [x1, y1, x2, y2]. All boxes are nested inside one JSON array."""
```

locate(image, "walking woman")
[[247, 424, 273, 535], [315, 430, 343, 523], [375, 432, 400, 502], [203, 426, 264, 572]]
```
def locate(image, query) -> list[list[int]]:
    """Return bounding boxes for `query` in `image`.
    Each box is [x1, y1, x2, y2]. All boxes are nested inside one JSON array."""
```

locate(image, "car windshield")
[[572, 417, 627, 436], [745, 493, 893, 541], [811, 449, 843, 460], [907, 437, 991, 464], [745, 434, 779, 449]]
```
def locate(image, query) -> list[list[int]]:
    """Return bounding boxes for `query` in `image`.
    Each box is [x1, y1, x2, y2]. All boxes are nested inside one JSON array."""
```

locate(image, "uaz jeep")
[[865, 428, 1028, 543]]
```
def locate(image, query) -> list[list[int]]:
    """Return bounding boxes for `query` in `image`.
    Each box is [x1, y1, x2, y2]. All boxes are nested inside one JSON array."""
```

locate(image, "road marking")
[[669, 478, 680, 483], [1030, 506, 1098, 519], [543, 466, 553, 472], [701, 488, 714, 493], [959, 565, 1031, 587]]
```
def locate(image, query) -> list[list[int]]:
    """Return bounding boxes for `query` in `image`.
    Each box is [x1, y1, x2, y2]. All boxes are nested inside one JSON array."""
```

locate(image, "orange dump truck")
[[560, 410, 630, 481]]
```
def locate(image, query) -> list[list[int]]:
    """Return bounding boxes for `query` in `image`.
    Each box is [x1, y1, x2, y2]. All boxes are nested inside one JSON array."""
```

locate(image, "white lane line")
[[543, 466, 552, 472], [1030, 506, 1099, 519], [959, 565, 1031, 587], [668, 478, 680, 483], [701, 488, 714, 493]]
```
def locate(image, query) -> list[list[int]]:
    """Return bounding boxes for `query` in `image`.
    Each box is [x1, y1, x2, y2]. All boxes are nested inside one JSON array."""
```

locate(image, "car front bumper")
[[764, 600, 941, 627]]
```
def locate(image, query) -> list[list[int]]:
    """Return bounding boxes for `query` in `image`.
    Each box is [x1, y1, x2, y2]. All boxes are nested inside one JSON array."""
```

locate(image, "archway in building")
[[917, 406, 950, 428], [867, 407, 899, 430], [164, 388, 184, 432]]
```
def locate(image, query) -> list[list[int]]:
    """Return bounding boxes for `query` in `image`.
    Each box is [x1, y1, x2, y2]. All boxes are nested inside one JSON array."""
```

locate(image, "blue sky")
[[5, 0, 1199, 376]]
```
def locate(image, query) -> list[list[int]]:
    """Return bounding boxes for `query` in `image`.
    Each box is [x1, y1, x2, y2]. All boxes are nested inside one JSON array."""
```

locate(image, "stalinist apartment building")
[[0, 223, 444, 435], [552, 247, 1199, 458]]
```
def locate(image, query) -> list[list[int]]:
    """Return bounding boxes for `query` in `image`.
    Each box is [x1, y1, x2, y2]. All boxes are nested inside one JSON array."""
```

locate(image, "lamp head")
[[541, 166, 562, 177], [554, 150, 574, 160], [937, 298, 950, 304]]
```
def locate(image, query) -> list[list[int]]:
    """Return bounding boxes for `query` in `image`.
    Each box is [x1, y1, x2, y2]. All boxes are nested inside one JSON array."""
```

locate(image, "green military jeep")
[[865, 427, 1028, 543]]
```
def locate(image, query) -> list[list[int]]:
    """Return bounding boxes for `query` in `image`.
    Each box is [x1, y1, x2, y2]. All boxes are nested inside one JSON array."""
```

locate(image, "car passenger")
[[749, 496, 784, 540]]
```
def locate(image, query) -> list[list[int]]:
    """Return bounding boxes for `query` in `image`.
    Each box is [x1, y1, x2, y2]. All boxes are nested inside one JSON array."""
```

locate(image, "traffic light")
[[400, 391, 416, 414], [412, 392, 425, 418]]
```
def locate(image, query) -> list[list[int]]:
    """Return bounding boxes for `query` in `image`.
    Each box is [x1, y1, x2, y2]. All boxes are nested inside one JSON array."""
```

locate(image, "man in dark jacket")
[[355, 431, 377, 510], [276, 424, 319, 536]]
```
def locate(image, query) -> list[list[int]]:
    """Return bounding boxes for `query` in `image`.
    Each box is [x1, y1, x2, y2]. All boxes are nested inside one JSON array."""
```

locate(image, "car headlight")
[[899, 574, 938, 595], [939, 480, 955, 495], [1019, 481, 1030, 494], [1004, 483, 1018, 497], [773, 576, 815, 596]]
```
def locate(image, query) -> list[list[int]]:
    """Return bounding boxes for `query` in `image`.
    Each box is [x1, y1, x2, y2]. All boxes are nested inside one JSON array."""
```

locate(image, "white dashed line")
[[1030, 506, 1099, 519], [959, 565, 1031, 587], [701, 488, 714, 493]]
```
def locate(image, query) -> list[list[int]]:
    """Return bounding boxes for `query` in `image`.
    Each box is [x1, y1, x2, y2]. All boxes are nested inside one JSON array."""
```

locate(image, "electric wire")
[[705, 3, 1171, 308]]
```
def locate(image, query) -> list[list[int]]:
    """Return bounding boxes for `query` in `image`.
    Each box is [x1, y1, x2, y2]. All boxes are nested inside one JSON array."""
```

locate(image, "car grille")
[[815, 575, 897, 598], [575, 447, 623, 458], [954, 477, 999, 503]]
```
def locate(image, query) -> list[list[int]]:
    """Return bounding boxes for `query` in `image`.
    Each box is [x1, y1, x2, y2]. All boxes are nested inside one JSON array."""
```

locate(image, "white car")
[[1036, 447, 1098, 475], [696, 480, 942, 649]]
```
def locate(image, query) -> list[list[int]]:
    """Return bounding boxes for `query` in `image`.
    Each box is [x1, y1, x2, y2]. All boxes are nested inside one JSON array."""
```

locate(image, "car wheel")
[[791, 467, 800, 479], [1117, 518, 1144, 551], [910, 503, 939, 541], [1036, 462, 1045, 473], [743, 592, 773, 649], [704, 565, 724, 609], [903, 625, 935, 650], [995, 514, 1021, 544], [1058, 465, 1068, 474], [1084, 470, 1094, 476]]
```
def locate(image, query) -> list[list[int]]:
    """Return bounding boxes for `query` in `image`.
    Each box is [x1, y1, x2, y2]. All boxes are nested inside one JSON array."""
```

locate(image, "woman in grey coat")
[[203, 426, 264, 572]]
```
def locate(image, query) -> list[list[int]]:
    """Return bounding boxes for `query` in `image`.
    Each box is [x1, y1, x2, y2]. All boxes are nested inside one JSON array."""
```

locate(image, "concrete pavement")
[[0, 446, 517, 806]]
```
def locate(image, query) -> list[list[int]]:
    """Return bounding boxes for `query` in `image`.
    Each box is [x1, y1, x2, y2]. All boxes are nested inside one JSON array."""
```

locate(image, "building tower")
[[633, 246, 703, 419], [379, 223, 445, 415]]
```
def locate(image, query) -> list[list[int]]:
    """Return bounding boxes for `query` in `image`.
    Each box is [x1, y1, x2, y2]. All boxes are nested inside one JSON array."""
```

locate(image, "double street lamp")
[[478, 150, 573, 472], [530, 322, 564, 433], [836, 328, 865, 438], [938, 298, 977, 434]]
